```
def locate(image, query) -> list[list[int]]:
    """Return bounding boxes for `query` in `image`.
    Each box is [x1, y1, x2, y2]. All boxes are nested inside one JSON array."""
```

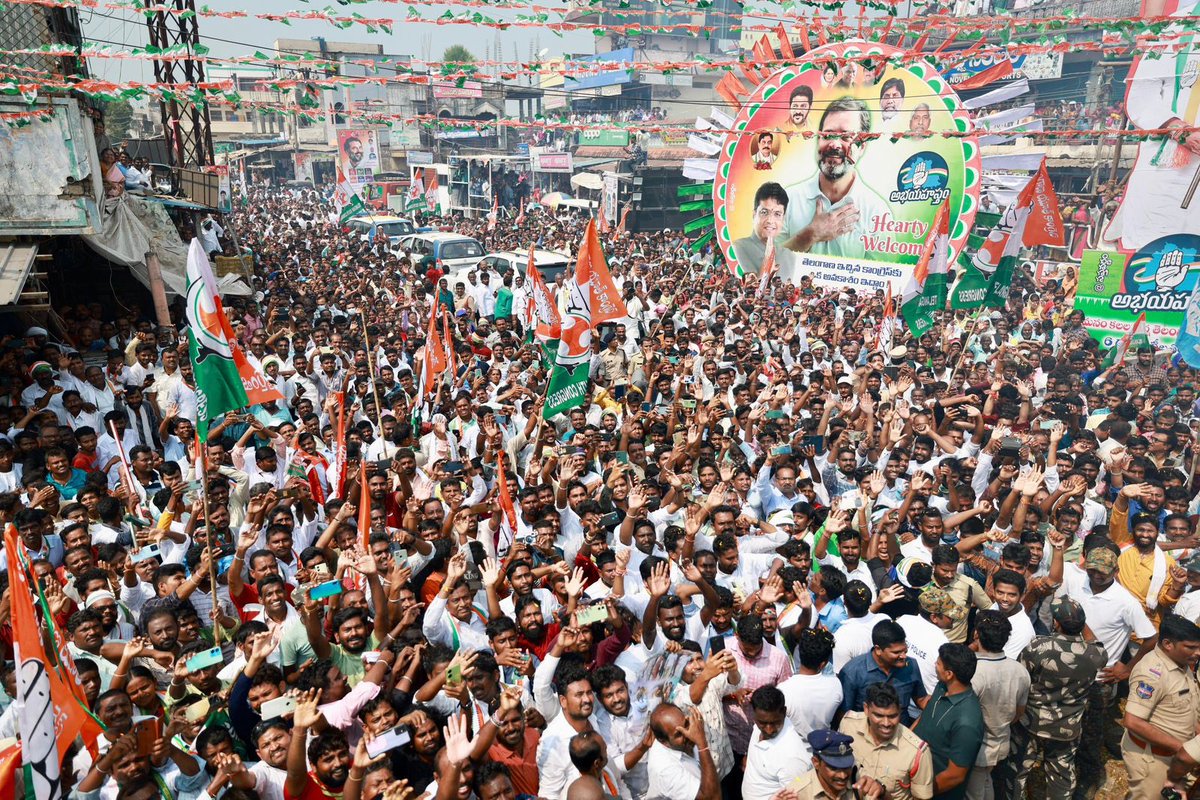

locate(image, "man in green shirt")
[[495, 273, 514, 322], [912, 643, 985, 800]]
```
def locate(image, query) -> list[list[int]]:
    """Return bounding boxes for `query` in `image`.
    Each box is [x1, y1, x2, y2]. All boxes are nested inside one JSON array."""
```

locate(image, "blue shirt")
[[838, 650, 928, 724], [817, 597, 848, 633]]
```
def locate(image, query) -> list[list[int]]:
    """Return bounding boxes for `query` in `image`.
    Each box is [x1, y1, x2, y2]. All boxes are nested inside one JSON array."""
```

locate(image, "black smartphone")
[[709, 635, 725, 654], [467, 541, 486, 566], [598, 511, 622, 528], [445, 460, 464, 474]]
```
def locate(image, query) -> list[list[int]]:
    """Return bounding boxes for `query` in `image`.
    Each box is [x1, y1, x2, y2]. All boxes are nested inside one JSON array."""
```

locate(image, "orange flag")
[[6, 525, 98, 781], [496, 451, 518, 536], [420, 302, 447, 398], [358, 459, 371, 550], [0, 740, 20, 800], [616, 205, 631, 235], [578, 219, 628, 327], [442, 310, 456, 380]]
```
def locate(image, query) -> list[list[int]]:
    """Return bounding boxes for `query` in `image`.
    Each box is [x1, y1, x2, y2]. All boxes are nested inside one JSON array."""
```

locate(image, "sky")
[[81, 0, 601, 85]]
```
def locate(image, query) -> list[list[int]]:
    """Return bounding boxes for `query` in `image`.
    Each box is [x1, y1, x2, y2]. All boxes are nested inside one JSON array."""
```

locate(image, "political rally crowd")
[[8, 185, 1200, 800]]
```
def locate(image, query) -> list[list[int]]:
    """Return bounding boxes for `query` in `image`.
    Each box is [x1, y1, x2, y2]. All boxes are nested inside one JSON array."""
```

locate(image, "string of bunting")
[[5, 0, 1200, 34], [3, 31, 1198, 103]]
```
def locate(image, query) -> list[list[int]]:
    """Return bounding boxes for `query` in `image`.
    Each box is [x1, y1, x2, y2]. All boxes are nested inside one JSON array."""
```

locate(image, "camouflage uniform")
[[998, 630, 1107, 799]]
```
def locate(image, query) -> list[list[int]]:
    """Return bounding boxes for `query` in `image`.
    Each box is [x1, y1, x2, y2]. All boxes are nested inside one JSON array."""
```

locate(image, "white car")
[[448, 249, 572, 290], [399, 232, 485, 273]]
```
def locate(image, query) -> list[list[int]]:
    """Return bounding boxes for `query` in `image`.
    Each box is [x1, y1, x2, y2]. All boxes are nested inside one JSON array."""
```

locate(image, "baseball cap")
[[807, 729, 856, 769], [919, 586, 966, 622], [1084, 547, 1118, 575], [1050, 597, 1086, 629], [29, 361, 52, 376]]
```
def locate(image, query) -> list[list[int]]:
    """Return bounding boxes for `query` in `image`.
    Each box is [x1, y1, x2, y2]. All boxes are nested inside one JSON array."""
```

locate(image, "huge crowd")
[[10, 182, 1200, 800]]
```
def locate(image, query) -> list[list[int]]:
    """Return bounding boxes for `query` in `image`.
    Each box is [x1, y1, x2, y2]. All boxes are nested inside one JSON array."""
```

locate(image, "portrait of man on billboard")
[[782, 97, 888, 259], [879, 78, 905, 123], [734, 182, 797, 277], [1101, 0, 1200, 251], [343, 135, 365, 169]]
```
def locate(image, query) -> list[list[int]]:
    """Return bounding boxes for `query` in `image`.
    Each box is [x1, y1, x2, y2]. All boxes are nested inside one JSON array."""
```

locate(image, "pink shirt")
[[723, 638, 793, 755]]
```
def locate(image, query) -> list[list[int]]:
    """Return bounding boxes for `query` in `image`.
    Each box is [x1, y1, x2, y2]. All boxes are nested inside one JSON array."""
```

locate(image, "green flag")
[[950, 235, 989, 310], [185, 240, 249, 441], [334, 168, 367, 224]]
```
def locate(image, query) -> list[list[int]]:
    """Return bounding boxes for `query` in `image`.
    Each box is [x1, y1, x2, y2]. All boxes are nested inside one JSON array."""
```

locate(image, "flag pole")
[[946, 307, 986, 390], [360, 310, 384, 428], [196, 434, 223, 645]]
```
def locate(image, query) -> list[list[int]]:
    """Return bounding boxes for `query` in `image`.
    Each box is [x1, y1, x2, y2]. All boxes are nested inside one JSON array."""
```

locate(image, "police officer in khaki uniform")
[[788, 729, 886, 799], [1121, 613, 1200, 800], [839, 684, 935, 799]]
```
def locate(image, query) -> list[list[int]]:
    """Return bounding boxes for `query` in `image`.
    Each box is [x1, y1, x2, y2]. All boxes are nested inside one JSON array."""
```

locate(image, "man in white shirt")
[[832, 582, 890, 672], [1059, 547, 1158, 672], [644, 704, 720, 800], [992, 568, 1037, 660], [538, 660, 600, 800], [777, 628, 843, 737], [897, 586, 961, 697], [742, 685, 811, 797]]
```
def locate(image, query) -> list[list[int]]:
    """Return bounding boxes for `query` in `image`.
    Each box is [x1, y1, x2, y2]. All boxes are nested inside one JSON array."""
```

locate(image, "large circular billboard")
[[713, 40, 981, 293]]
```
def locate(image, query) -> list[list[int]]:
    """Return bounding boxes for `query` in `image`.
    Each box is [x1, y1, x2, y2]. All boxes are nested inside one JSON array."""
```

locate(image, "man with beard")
[[782, 97, 888, 259], [592, 665, 652, 799], [733, 182, 797, 279], [788, 85, 814, 130], [286, 689, 352, 800], [537, 661, 599, 799]]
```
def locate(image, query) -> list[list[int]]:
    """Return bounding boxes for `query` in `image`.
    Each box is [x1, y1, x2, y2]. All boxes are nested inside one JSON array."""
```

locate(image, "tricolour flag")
[[425, 170, 440, 213], [487, 195, 498, 231], [879, 282, 895, 355], [185, 240, 282, 440], [334, 167, 367, 225], [545, 221, 601, 419], [515, 198, 526, 226], [527, 247, 563, 342], [1103, 312, 1149, 369], [756, 236, 777, 297], [899, 198, 952, 337], [967, 158, 1064, 310], [406, 171, 426, 212]]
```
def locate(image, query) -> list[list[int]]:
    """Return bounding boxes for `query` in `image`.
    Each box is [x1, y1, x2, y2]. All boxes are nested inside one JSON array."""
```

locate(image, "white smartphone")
[[261, 695, 297, 720], [366, 726, 412, 759]]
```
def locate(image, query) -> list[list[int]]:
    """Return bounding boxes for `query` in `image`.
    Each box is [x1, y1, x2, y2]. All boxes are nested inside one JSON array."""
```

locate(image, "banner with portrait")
[[1085, 0, 1200, 348], [336, 129, 381, 187], [713, 41, 981, 293]]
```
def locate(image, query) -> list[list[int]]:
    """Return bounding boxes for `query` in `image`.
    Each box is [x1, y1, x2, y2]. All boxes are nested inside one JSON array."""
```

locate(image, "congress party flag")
[[1103, 312, 1149, 369], [899, 198, 952, 337], [334, 167, 367, 225], [185, 240, 282, 440], [6, 525, 92, 800]]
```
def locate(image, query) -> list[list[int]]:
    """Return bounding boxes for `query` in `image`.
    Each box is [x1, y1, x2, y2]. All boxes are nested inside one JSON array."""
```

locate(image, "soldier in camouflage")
[[999, 597, 1107, 799]]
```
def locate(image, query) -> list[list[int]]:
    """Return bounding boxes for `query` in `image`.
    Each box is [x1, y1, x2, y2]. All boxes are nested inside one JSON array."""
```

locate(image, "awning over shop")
[[574, 146, 630, 159], [644, 147, 694, 169], [0, 244, 38, 306]]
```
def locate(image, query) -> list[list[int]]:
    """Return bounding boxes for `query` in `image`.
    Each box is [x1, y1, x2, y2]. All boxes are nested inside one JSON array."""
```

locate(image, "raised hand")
[[480, 557, 502, 588], [646, 561, 672, 599], [564, 567, 587, 599], [292, 688, 324, 729]]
